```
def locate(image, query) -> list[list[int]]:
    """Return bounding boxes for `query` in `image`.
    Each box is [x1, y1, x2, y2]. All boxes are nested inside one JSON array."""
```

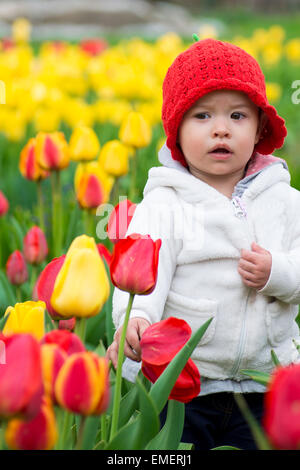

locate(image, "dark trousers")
[[160, 392, 265, 450]]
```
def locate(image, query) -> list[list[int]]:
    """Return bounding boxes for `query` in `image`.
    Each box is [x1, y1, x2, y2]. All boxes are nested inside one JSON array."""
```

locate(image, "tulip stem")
[[75, 415, 87, 450], [15, 286, 22, 303], [83, 209, 94, 237], [51, 170, 63, 258], [36, 179, 45, 233], [58, 410, 73, 450], [74, 317, 87, 343], [129, 148, 137, 201], [110, 178, 120, 207], [101, 413, 107, 443], [109, 292, 135, 441], [233, 393, 272, 450]]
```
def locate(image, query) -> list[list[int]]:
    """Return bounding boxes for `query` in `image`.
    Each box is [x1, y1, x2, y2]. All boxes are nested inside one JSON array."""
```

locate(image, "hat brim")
[[165, 78, 287, 167]]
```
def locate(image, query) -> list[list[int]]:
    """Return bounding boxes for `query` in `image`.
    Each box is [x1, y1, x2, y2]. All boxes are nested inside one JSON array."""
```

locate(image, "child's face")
[[178, 90, 263, 179]]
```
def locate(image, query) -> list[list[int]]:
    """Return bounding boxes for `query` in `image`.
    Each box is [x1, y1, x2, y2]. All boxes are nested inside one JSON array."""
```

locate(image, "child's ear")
[[255, 111, 268, 144]]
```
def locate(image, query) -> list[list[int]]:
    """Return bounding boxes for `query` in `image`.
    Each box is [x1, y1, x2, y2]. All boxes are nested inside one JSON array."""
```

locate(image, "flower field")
[[1, 15, 300, 450]]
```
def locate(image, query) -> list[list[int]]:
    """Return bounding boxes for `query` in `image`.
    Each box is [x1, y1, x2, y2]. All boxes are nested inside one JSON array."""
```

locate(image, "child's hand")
[[106, 317, 151, 369], [238, 242, 272, 290]]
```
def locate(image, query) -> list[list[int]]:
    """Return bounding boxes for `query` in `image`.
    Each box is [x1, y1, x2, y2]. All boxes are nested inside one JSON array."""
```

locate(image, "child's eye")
[[194, 112, 210, 119], [231, 112, 245, 120]]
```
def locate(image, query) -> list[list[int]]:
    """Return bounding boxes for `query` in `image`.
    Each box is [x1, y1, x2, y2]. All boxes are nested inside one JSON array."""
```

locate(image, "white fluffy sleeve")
[[258, 188, 300, 304]]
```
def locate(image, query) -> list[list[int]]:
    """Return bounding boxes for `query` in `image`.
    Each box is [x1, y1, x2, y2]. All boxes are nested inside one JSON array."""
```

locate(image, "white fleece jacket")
[[112, 145, 300, 381]]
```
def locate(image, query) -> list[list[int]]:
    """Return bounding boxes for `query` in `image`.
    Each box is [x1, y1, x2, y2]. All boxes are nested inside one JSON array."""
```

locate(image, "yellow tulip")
[[285, 39, 300, 63], [119, 111, 152, 148], [12, 18, 32, 43], [3, 301, 45, 341], [266, 82, 282, 103], [98, 140, 129, 177], [69, 125, 100, 161], [51, 235, 110, 318]]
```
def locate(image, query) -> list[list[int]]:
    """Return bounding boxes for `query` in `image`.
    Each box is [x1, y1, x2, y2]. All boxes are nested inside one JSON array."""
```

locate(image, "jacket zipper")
[[229, 196, 252, 378]]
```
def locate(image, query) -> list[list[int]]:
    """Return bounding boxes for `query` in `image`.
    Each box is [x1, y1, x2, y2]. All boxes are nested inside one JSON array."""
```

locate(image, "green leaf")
[[150, 318, 213, 413], [118, 384, 139, 428], [240, 369, 270, 386], [9, 215, 26, 251], [0, 311, 9, 330], [0, 270, 16, 306], [271, 349, 281, 367], [44, 309, 56, 332], [211, 445, 241, 450], [104, 377, 159, 450], [146, 400, 185, 450], [81, 415, 101, 450], [178, 442, 194, 450]]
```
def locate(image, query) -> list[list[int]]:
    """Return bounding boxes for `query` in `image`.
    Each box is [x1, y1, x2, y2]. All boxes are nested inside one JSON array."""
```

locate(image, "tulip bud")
[[110, 233, 161, 295], [51, 235, 110, 318], [36, 255, 66, 319], [107, 199, 136, 244], [0, 189, 9, 216], [35, 131, 70, 171], [0, 333, 43, 419], [12, 17, 31, 43], [19, 138, 49, 181], [98, 139, 129, 177], [5, 396, 58, 450], [41, 344, 67, 402], [74, 162, 114, 210], [55, 352, 109, 415], [23, 226, 48, 265], [69, 125, 100, 161], [6, 250, 28, 285], [3, 301, 46, 341], [41, 329, 85, 356], [119, 111, 152, 148]]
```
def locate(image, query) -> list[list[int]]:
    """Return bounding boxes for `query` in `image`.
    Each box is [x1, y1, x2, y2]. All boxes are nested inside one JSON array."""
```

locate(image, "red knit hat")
[[162, 38, 287, 167]]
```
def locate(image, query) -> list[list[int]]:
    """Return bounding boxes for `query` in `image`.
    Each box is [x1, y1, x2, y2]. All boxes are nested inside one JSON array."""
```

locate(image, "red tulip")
[[0, 333, 44, 419], [23, 226, 48, 265], [6, 250, 28, 285], [80, 38, 107, 56], [263, 364, 300, 449], [5, 396, 58, 450], [107, 199, 136, 244], [110, 233, 161, 295], [54, 352, 110, 416], [97, 243, 112, 267], [140, 317, 201, 403], [41, 329, 85, 356], [0, 190, 9, 216], [36, 255, 66, 319]]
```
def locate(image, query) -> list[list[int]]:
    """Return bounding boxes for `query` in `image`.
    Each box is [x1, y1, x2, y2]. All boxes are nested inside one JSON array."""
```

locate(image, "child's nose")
[[211, 118, 231, 138]]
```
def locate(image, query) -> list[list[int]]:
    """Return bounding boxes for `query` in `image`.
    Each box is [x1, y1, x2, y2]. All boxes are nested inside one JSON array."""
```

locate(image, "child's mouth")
[[209, 147, 233, 159]]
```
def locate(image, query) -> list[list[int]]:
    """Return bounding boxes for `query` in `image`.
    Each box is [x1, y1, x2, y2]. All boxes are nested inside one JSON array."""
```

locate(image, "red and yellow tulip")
[[54, 351, 109, 415], [35, 131, 70, 171], [74, 161, 114, 210], [5, 396, 58, 450], [40, 343, 67, 402], [19, 137, 49, 181]]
